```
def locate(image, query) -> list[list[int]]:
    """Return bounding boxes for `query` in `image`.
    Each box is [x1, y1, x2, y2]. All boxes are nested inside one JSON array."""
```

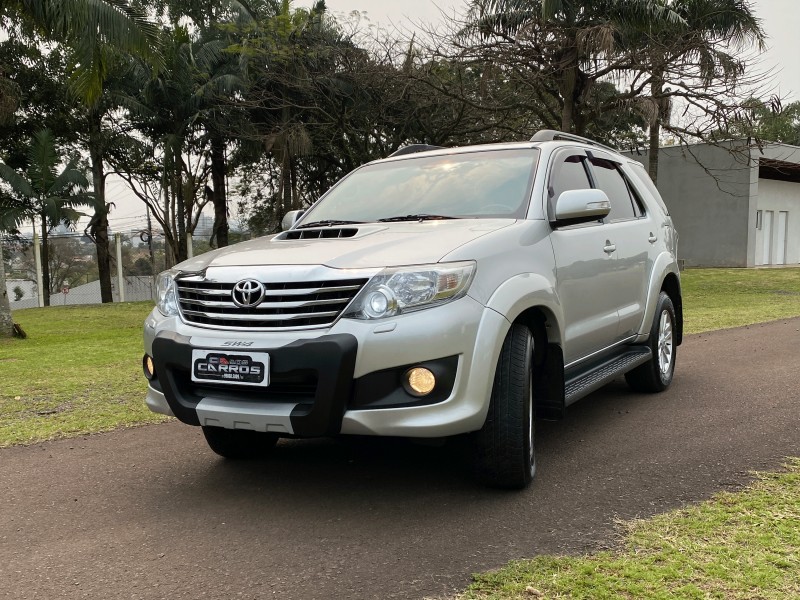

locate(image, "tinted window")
[[302, 149, 539, 223], [622, 171, 646, 217], [549, 154, 592, 213], [590, 157, 636, 221]]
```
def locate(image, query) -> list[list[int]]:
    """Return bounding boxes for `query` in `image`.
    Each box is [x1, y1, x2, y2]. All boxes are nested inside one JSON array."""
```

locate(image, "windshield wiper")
[[377, 214, 459, 223], [296, 219, 364, 229]]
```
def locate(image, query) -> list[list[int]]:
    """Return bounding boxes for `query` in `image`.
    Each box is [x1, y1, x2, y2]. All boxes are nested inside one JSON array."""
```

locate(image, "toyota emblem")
[[232, 279, 266, 308]]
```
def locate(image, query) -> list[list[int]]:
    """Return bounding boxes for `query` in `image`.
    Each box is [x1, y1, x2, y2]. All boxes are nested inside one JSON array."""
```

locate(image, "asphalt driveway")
[[1, 318, 799, 599]]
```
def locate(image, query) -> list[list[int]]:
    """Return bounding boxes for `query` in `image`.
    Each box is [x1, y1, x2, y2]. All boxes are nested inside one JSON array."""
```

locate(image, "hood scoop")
[[279, 227, 359, 240]]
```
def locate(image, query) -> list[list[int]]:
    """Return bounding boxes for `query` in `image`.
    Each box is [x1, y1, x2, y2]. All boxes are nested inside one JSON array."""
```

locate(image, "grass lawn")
[[0, 301, 168, 447], [460, 460, 800, 600], [682, 267, 800, 334]]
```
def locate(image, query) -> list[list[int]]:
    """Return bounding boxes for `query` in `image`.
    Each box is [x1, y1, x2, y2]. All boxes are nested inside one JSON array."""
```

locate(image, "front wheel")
[[625, 291, 677, 393], [471, 323, 536, 489], [201, 426, 279, 459]]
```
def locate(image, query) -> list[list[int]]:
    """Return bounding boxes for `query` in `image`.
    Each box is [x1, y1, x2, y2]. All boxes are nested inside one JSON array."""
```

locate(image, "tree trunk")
[[559, 26, 579, 133], [648, 64, 666, 186], [40, 219, 51, 307], [290, 155, 299, 210], [175, 169, 187, 263], [162, 168, 176, 269], [95, 214, 112, 302], [561, 65, 576, 133], [210, 134, 229, 248], [648, 117, 660, 186], [0, 250, 13, 337], [88, 110, 113, 303], [281, 151, 291, 221]]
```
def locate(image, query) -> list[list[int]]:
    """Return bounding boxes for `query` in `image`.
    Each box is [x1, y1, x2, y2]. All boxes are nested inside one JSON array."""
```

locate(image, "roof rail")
[[389, 144, 445, 157], [530, 130, 619, 154]]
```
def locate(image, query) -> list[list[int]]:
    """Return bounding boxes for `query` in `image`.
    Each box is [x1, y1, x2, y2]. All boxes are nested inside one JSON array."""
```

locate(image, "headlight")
[[343, 261, 475, 320], [156, 270, 179, 317]]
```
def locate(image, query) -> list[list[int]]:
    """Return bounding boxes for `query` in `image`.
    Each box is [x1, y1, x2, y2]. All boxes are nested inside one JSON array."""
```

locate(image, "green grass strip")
[[0, 302, 168, 447], [461, 460, 800, 600], [682, 267, 800, 334]]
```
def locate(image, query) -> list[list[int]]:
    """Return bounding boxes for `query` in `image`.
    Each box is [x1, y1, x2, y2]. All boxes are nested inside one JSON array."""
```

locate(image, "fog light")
[[143, 354, 155, 380], [405, 367, 436, 396]]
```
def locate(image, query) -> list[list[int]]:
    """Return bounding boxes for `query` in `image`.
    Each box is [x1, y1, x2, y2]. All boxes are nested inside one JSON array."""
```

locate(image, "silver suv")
[[142, 130, 682, 488]]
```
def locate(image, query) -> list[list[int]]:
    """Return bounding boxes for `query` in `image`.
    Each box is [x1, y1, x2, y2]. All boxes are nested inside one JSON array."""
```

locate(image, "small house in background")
[[627, 141, 800, 267]]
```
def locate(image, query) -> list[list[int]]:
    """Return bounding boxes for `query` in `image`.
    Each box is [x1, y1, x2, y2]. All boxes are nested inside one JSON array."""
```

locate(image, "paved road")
[[2, 319, 799, 600]]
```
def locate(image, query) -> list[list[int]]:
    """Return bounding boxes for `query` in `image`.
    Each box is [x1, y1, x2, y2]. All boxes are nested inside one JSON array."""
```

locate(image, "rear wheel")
[[201, 426, 279, 459], [472, 323, 536, 489], [625, 291, 677, 393]]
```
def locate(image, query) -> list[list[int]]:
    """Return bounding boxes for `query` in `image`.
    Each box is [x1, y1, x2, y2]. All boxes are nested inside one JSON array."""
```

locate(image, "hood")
[[175, 219, 515, 272]]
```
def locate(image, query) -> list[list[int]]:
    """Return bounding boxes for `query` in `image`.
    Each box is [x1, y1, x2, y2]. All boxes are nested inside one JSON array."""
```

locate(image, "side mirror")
[[553, 189, 610, 226], [281, 209, 305, 231]]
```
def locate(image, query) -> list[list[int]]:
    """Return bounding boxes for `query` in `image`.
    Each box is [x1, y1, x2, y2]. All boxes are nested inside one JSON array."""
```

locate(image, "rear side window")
[[589, 157, 637, 221]]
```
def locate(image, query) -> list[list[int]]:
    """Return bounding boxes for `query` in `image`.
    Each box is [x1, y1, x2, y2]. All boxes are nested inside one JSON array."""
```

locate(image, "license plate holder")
[[191, 350, 270, 387]]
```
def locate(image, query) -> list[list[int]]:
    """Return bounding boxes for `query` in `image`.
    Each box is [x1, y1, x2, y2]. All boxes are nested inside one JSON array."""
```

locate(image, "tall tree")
[[1, 0, 163, 302], [639, 0, 765, 183], [0, 129, 91, 306], [114, 25, 235, 265], [464, 0, 684, 134]]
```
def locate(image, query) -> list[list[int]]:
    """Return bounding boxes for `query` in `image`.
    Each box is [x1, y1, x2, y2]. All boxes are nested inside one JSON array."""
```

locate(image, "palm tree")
[[466, 0, 685, 133], [0, 129, 92, 306], [5, 0, 162, 105], [123, 26, 219, 265], [641, 0, 764, 183], [2, 0, 163, 303]]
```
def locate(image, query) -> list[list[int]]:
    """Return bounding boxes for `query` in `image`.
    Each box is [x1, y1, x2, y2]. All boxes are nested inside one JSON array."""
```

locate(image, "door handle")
[[603, 242, 616, 254], [648, 232, 658, 243]]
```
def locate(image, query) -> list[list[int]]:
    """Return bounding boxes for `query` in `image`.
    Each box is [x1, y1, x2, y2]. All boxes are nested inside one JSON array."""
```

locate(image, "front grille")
[[176, 277, 368, 329], [190, 370, 318, 402]]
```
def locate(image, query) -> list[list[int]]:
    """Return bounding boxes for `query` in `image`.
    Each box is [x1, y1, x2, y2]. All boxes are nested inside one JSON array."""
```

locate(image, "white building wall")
[[754, 178, 800, 265]]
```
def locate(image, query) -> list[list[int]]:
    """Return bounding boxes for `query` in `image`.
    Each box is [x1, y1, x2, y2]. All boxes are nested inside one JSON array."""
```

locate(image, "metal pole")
[[187, 232, 194, 259], [115, 233, 125, 302], [33, 227, 44, 308]]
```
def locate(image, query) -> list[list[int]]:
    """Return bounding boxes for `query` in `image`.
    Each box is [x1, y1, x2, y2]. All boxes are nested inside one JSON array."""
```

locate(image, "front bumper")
[[144, 295, 510, 438]]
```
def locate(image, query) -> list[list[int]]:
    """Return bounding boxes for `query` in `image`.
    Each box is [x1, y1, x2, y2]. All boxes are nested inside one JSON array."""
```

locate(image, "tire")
[[625, 291, 677, 393], [201, 426, 279, 459], [472, 323, 536, 489]]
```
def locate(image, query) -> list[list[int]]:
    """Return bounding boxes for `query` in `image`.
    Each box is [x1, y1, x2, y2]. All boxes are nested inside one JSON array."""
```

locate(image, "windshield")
[[299, 148, 539, 224]]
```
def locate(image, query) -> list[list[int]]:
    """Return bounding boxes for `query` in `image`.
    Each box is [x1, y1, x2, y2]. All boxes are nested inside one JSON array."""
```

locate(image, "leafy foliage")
[[0, 129, 93, 305]]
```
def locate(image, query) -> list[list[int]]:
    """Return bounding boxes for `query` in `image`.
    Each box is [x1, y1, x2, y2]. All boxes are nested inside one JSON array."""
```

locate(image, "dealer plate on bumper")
[[191, 350, 270, 387]]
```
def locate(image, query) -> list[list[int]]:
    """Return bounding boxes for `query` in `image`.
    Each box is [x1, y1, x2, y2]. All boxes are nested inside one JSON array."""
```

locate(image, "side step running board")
[[564, 347, 652, 407]]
